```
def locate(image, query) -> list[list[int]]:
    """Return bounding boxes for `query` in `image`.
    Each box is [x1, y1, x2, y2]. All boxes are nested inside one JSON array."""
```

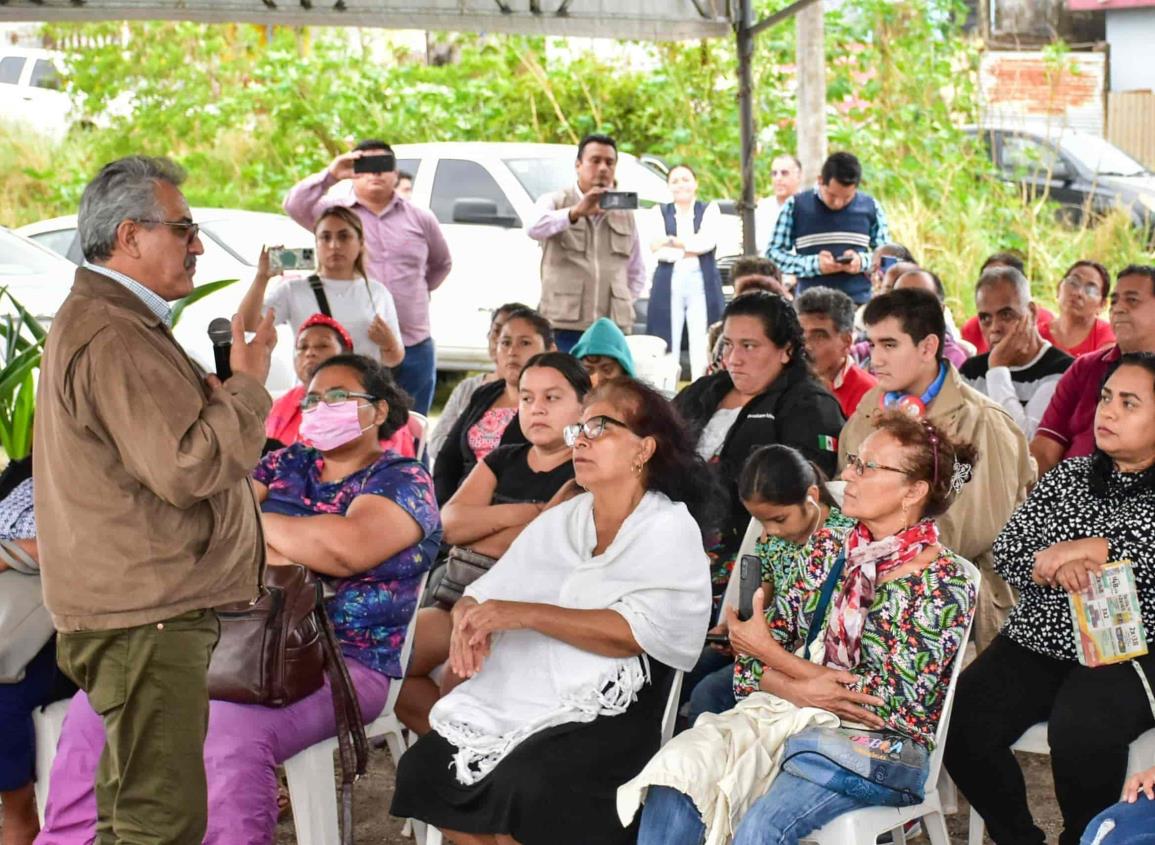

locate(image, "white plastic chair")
[[624, 333, 669, 362], [423, 668, 685, 845], [407, 411, 430, 463], [966, 723, 1155, 845], [32, 697, 71, 823], [281, 570, 428, 845], [801, 558, 982, 845]]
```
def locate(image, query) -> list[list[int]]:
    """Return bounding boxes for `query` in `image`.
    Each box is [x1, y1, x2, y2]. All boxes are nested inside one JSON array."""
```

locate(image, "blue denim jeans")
[[554, 329, 584, 354], [1081, 795, 1155, 845], [688, 663, 737, 726], [392, 337, 436, 416], [637, 773, 871, 845]]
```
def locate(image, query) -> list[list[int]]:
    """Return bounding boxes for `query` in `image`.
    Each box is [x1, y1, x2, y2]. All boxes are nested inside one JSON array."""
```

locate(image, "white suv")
[[0, 47, 72, 141]]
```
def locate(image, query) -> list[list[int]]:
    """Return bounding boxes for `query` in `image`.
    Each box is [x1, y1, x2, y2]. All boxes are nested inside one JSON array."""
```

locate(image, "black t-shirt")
[[483, 444, 575, 505]]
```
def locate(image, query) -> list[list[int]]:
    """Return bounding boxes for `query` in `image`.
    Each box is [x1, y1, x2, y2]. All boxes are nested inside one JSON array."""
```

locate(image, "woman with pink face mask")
[[33, 355, 442, 845]]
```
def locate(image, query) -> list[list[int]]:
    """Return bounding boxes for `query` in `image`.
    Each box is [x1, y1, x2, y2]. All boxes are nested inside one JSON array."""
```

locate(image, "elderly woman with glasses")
[[623, 411, 977, 845], [1040, 260, 1116, 357], [391, 377, 714, 845], [35, 355, 442, 845]]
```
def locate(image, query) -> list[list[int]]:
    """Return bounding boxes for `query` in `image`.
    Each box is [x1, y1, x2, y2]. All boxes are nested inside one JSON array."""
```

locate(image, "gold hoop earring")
[[901, 500, 910, 529], [632, 461, 644, 476]]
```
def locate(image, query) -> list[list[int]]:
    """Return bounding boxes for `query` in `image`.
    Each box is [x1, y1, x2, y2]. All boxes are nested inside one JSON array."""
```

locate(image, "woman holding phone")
[[239, 205, 405, 367]]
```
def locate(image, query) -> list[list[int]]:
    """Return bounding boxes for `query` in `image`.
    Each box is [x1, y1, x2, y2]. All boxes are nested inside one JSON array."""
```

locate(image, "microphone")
[[207, 318, 233, 381]]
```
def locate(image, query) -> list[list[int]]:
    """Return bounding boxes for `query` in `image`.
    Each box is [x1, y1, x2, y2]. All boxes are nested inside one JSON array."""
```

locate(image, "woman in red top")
[[1040, 260, 1116, 357]]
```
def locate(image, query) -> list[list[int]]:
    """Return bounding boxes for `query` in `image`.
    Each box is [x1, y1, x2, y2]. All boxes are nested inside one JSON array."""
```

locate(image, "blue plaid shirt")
[[83, 262, 173, 327], [766, 192, 889, 276]]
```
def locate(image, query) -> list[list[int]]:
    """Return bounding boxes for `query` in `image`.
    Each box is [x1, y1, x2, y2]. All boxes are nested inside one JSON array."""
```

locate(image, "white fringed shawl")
[[428, 490, 713, 785]]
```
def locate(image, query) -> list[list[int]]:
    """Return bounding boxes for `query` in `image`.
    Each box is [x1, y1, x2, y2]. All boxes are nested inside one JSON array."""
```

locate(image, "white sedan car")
[[0, 226, 77, 320], [18, 209, 314, 394]]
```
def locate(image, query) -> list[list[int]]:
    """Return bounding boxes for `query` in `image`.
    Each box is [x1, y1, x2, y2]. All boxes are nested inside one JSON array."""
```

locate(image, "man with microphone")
[[34, 156, 276, 844]]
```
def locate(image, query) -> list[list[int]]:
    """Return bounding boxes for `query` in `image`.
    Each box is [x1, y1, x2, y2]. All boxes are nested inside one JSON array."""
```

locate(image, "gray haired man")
[[959, 266, 1073, 438], [34, 156, 276, 843]]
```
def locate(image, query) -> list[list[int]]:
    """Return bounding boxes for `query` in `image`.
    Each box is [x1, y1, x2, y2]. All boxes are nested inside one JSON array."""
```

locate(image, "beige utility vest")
[[538, 185, 638, 332]]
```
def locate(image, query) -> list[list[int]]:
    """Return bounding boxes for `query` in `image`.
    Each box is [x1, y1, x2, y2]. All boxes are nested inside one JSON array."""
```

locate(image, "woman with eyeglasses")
[[398, 353, 591, 735], [432, 307, 554, 505], [35, 355, 441, 845], [239, 205, 405, 366], [1041, 260, 1116, 357], [625, 412, 977, 845], [391, 378, 714, 845]]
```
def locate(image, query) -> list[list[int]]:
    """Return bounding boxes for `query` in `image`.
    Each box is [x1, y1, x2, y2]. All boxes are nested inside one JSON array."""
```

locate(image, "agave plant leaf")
[[0, 289, 47, 345], [171, 278, 240, 329], [0, 345, 43, 398]]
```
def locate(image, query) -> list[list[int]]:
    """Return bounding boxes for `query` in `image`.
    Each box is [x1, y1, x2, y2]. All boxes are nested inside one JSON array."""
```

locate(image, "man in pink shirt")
[[1032, 264, 1155, 477], [527, 134, 646, 352], [283, 139, 451, 414]]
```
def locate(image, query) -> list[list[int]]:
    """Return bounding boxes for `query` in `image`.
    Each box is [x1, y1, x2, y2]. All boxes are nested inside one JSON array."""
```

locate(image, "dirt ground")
[[273, 747, 1066, 845]]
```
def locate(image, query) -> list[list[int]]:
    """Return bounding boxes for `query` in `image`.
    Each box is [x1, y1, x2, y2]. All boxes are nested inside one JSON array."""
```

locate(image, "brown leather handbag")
[[208, 564, 368, 844]]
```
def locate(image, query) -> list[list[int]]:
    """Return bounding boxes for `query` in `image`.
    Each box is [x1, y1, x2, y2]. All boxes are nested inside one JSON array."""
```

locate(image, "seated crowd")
[[6, 188, 1155, 845]]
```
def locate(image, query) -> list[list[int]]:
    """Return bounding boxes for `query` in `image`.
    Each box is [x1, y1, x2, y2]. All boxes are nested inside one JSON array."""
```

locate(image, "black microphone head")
[[207, 318, 233, 345]]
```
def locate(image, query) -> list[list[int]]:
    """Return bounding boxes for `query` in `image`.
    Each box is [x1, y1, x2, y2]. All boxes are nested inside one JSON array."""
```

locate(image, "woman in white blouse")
[[390, 377, 714, 845], [646, 164, 725, 381], [239, 206, 404, 367]]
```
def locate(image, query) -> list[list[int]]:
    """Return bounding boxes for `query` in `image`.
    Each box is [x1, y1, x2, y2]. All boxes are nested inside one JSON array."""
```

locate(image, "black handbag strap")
[[315, 588, 368, 845], [307, 275, 333, 318], [804, 551, 847, 657]]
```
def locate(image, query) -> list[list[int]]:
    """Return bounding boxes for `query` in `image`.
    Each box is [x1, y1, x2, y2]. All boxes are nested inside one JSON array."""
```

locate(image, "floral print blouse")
[[467, 407, 519, 463], [733, 525, 975, 749], [253, 443, 442, 678], [993, 456, 1155, 662], [732, 507, 855, 695]]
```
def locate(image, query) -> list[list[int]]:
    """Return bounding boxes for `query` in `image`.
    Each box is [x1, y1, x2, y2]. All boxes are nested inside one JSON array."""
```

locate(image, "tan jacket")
[[838, 366, 1036, 649], [538, 185, 638, 332], [34, 269, 271, 632]]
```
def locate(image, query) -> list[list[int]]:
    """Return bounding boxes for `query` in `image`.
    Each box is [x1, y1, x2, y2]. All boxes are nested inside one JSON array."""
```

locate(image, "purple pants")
[[35, 659, 391, 845]]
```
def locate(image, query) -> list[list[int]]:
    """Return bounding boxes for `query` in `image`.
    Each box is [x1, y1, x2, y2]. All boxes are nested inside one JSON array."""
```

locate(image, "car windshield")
[[1059, 134, 1150, 178], [502, 156, 671, 206], [199, 213, 314, 266], [0, 228, 68, 275]]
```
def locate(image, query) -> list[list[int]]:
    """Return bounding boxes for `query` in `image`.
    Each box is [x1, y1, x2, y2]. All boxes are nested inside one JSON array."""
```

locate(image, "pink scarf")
[[822, 520, 939, 670]]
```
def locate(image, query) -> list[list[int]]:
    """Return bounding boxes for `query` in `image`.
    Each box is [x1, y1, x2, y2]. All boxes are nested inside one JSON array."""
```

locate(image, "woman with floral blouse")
[[946, 352, 1155, 845], [36, 355, 442, 845], [628, 411, 977, 845]]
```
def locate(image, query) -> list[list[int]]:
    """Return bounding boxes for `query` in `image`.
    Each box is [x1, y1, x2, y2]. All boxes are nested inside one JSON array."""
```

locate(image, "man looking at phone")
[[527, 133, 646, 352], [838, 287, 1035, 650], [283, 139, 451, 415], [34, 156, 276, 843], [767, 151, 889, 305], [959, 265, 1072, 439]]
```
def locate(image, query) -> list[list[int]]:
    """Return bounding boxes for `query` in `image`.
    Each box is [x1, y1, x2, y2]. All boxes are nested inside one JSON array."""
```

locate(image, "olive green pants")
[[56, 609, 220, 845]]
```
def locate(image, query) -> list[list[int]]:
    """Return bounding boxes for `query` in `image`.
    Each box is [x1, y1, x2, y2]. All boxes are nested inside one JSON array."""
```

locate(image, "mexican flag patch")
[[818, 434, 838, 452]]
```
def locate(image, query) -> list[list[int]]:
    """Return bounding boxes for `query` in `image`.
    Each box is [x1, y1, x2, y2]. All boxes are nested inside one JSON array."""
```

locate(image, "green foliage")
[[0, 1, 1147, 319], [171, 278, 240, 328], [0, 294, 47, 461]]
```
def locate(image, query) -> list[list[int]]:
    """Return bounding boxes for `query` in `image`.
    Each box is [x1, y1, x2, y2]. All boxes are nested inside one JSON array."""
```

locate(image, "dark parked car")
[[966, 126, 1155, 234]]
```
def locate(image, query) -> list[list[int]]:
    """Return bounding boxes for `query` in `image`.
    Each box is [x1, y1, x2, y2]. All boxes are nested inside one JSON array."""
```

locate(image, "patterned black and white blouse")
[[994, 456, 1155, 662]]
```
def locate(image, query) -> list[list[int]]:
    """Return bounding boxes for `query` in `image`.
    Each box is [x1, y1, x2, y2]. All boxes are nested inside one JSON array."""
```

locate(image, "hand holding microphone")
[[206, 311, 277, 388]]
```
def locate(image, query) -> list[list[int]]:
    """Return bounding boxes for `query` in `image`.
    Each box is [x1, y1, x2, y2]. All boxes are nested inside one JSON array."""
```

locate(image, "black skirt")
[[391, 660, 674, 845]]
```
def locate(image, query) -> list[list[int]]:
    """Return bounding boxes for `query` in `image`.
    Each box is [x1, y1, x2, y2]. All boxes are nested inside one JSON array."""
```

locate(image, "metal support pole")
[[736, 0, 757, 256]]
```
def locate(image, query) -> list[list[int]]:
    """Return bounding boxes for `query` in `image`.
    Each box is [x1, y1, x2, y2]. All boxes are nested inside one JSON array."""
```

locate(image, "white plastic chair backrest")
[[661, 670, 684, 747], [924, 557, 981, 789], [383, 569, 429, 713], [407, 411, 429, 463], [625, 334, 669, 361]]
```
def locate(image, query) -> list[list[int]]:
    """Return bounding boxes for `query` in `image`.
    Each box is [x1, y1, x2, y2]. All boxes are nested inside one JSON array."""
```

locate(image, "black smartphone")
[[598, 191, 639, 211], [738, 554, 762, 622], [353, 153, 397, 174], [879, 254, 900, 272], [705, 633, 730, 646], [835, 254, 855, 265]]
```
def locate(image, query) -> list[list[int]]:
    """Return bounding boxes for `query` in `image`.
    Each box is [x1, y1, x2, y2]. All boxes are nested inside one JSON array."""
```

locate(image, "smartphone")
[[705, 633, 730, 646], [598, 191, 639, 211], [268, 247, 316, 273], [738, 554, 763, 622], [835, 254, 855, 265], [353, 153, 397, 174], [879, 254, 900, 272]]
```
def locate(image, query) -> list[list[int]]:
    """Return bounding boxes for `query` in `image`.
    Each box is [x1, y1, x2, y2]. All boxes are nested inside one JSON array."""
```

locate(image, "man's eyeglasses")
[[137, 218, 200, 245], [300, 389, 375, 411], [562, 415, 631, 447], [845, 453, 908, 477], [1061, 276, 1103, 299], [771, 169, 796, 177]]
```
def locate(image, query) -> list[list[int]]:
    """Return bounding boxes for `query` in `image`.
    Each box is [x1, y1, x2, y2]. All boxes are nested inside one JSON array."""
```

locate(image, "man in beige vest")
[[527, 133, 645, 352], [838, 287, 1035, 650]]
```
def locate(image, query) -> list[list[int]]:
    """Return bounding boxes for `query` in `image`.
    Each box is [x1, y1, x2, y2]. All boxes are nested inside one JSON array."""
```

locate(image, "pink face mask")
[[299, 400, 372, 451]]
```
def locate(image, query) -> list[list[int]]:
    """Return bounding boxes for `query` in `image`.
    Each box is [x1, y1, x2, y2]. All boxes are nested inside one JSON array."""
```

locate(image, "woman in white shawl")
[[390, 377, 715, 845]]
